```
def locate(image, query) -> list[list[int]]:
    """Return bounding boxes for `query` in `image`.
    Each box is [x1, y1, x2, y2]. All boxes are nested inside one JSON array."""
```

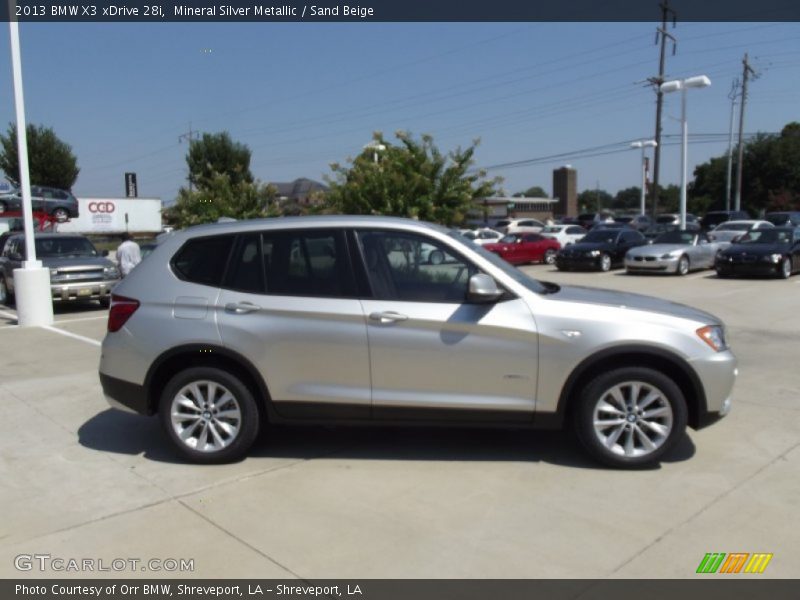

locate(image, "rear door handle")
[[225, 302, 260, 315], [369, 311, 408, 324]]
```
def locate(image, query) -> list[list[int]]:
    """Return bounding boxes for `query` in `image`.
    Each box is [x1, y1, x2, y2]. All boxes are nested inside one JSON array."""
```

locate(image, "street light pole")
[[8, 16, 54, 327], [660, 75, 711, 230], [631, 140, 657, 216]]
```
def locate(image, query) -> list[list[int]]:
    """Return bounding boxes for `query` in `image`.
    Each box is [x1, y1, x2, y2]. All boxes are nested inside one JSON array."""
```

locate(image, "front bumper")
[[689, 349, 737, 428], [50, 279, 118, 302], [716, 260, 780, 277], [556, 255, 604, 270], [625, 255, 679, 273]]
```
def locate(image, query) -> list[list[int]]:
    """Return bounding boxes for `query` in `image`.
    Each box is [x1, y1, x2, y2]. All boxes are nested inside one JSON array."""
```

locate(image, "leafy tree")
[[514, 185, 548, 198], [0, 123, 79, 189], [166, 172, 276, 229], [612, 187, 642, 210], [690, 122, 800, 214], [186, 132, 253, 190], [577, 189, 613, 212], [325, 131, 500, 225]]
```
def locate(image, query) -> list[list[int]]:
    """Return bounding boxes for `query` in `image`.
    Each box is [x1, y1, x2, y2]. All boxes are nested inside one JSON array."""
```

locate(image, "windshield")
[[654, 231, 695, 245], [448, 231, 547, 294], [581, 230, 617, 244], [35, 237, 98, 257], [738, 229, 792, 245]]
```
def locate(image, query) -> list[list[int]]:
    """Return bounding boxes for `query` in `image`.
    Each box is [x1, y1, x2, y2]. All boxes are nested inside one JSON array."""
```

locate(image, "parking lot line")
[[41, 324, 102, 347], [55, 315, 108, 325]]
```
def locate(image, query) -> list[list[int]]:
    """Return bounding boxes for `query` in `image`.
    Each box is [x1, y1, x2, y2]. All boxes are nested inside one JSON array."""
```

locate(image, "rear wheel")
[[573, 367, 688, 468], [160, 367, 261, 464], [543, 249, 557, 265], [676, 255, 690, 276], [52, 207, 69, 221]]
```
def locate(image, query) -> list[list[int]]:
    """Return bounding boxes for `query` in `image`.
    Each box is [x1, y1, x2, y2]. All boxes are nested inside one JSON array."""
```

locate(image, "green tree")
[[577, 189, 613, 212], [165, 172, 276, 229], [690, 122, 800, 213], [0, 123, 79, 189], [325, 131, 500, 225], [514, 185, 547, 198], [612, 187, 642, 210], [187, 131, 253, 190]]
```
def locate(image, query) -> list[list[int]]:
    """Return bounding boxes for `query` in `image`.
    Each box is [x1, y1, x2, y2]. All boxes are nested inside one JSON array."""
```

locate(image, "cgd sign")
[[89, 201, 116, 213]]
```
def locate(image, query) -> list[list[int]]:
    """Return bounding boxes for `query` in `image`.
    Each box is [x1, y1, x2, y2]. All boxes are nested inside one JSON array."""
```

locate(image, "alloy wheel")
[[677, 255, 689, 276], [592, 381, 674, 459], [544, 249, 556, 265], [780, 257, 791, 279], [600, 254, 611, 272], [169, 380, 242, 453]]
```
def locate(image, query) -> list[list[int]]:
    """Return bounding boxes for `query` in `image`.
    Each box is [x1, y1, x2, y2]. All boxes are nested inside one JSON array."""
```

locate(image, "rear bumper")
[[100, 372, 151, 415]]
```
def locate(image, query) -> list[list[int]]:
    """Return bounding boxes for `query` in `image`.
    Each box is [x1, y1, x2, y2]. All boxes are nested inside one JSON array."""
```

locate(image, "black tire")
[[543, 249, 557, 265], [99, 297, 111, 309], [428, 250, 444, 265], [778, 257, 791, 279], [159, 367, 261, 464], [0, 276, 13, 306], [676, 255, 690, 276], [599, 253, 612, 272], [573, 367, 688, 469]]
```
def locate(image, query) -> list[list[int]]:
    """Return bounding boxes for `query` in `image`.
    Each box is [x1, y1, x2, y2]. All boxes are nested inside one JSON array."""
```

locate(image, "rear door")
[[216, 229, 371, 419], [355, 229, 538, 422]]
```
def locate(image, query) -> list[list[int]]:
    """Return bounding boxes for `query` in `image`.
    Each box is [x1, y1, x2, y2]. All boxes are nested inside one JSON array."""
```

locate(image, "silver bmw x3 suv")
[[99, 216, 736, 468]]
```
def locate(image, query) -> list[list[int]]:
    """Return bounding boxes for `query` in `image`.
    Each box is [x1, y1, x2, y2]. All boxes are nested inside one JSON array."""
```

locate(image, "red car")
[[484, 233, 561, 265]]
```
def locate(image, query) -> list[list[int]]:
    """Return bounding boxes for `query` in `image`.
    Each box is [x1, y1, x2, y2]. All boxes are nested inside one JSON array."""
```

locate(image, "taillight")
[[107, 294, 140, 332]]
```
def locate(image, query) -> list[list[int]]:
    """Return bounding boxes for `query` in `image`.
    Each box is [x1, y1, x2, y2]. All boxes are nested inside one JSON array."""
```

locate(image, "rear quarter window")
[[171, 235, 235, 287]]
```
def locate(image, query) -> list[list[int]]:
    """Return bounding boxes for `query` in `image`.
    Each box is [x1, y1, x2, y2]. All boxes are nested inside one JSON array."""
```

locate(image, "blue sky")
[[0, 21, 798, 202]]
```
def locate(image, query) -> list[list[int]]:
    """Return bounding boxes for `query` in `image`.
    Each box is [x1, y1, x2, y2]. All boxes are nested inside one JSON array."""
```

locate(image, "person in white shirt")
[[116, 233, 142, 277]]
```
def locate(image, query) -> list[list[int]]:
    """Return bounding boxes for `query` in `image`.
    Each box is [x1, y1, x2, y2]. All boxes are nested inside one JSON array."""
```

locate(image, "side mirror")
[[102, 249, 110, 257], [732, 235, 742, 243], [467, 273, 504, 304]]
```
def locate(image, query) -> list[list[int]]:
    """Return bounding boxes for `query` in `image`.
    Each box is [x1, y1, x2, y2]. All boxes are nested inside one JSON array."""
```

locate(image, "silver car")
[[625, 230, 724, 276], [99, 216, 736, 468]]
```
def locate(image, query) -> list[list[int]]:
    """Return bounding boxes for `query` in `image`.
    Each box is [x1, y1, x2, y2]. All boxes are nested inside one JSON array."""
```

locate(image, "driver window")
[[357, 231, 477, 303]]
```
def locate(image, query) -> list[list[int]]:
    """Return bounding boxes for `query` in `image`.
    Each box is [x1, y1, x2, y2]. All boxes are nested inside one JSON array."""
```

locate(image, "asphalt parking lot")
[[0, 267, 798, 579]]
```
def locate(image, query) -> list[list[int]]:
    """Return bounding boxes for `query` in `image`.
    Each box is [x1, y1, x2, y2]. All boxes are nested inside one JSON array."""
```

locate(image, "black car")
[[555, 228, 646, 272], [765, 211, 800, 227], [715, 227, 800, 279], [701, 210, 749, 231]]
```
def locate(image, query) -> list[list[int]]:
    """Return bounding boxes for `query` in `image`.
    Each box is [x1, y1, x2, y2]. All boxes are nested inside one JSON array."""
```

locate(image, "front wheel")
[[159, 367, 261, 464], [676, 255, 690, 276], [599, 253, 612, 272], [573, 367, 688, 468], [779, 257, 792, 279], [543, 249, 557, 265]]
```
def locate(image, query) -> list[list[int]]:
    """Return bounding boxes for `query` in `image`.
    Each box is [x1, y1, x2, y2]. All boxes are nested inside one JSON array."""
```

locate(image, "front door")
[[355, 229, 538, 422]]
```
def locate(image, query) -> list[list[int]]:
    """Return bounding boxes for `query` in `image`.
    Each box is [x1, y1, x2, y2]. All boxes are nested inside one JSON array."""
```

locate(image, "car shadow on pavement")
[[78, 409, 696, 470]]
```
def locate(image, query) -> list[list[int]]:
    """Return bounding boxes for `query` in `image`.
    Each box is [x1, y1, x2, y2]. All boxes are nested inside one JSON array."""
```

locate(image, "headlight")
[[104, 266, 120, 279], [769, 253, 782, 263], [697, 325, 728, 352], [589, 250, 601, 257]]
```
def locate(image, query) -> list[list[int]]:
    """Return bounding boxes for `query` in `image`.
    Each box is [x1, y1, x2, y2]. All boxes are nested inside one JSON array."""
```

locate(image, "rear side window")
[[172, 235, 235, 287]]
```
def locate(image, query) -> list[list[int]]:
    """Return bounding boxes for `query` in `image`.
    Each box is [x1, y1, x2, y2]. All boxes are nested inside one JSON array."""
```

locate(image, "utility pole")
[[734, 54, 756, 212], [178, 122, 200, 192], [649, 0, 677, 219], [725, 79, 740, 212]]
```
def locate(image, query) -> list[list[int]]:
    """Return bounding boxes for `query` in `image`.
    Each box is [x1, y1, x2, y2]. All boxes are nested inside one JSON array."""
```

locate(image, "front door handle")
[[225, 302, 260, 315], [369, 311, 408, 324]]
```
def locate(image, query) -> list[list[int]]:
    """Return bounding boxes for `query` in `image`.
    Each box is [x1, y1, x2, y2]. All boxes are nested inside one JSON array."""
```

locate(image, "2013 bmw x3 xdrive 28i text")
[[99, 216, 736, 468]]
